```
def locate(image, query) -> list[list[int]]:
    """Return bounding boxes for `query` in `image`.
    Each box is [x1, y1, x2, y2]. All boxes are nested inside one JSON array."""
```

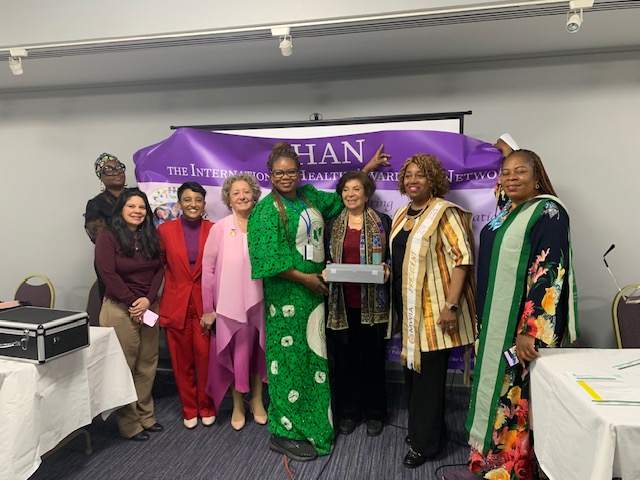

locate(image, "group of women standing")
[[87, 155, 269, 440], [246, 140, 578, 479], [86, 138, 578, 478], [247, 143, 390, 460]]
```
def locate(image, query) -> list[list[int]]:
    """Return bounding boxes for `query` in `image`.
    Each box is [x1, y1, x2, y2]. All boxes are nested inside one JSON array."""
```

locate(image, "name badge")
[[304, 243, 314, 261]]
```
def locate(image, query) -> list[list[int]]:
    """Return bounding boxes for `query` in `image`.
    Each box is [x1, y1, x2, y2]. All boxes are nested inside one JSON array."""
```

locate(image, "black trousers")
[[328, 307, 387, 422], [404, 348, 451, 457]]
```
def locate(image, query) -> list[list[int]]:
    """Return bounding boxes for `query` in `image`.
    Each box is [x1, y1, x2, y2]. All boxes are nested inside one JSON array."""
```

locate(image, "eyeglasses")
[[102, 164, 126, 176], [271, 168, 299, 179]]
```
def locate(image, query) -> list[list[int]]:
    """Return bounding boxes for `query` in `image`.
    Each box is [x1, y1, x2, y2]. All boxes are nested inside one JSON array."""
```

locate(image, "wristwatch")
[[445, 302, 459, 312]]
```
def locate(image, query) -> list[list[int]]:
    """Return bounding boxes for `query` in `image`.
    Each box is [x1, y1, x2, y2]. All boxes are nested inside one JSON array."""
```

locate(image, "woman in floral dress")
[[466, 149, 579, 480]]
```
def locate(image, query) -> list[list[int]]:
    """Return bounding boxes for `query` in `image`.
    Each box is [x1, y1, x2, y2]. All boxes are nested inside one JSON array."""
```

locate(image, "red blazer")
[[158, 218, 213, 329]]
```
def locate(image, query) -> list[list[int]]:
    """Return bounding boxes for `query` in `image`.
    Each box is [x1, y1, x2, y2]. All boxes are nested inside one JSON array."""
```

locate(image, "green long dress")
[[248, 184, 343, 455]]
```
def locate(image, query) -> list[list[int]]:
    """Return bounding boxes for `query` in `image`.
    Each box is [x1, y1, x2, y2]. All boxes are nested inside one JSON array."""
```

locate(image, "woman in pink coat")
[[201, 173, 267, 431]]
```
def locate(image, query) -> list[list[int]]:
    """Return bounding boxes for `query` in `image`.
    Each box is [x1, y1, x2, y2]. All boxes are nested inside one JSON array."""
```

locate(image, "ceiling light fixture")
[[566, 0, 594, 33], [8, 48, 28, 75], [566, 9, 582, 32], [0, 1, 602, 59], [270, 27, 293, 57]]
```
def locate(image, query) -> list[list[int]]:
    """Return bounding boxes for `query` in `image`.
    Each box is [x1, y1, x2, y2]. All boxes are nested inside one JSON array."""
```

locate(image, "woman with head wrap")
[[85, 153, 128, 298]]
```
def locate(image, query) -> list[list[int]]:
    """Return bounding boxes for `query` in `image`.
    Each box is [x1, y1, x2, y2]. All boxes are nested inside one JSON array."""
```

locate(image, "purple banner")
[[134, 128, 501, 191], [134, 127, 502, 369]]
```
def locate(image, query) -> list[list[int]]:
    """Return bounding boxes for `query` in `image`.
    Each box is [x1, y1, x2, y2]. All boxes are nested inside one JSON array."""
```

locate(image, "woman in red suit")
[[158, 182, 216, 429]]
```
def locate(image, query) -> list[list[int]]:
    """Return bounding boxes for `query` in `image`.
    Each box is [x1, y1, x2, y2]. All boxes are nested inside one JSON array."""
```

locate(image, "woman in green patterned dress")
[[248, 141, 389, 461]]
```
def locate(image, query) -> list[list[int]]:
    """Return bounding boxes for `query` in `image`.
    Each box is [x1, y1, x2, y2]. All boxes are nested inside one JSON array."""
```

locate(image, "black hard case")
[[0, 306, 90, 363]]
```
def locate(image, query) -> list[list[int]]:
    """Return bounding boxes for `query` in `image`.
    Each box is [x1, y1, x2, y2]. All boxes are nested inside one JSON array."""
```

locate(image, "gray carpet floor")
[[30, 372, 471, 480]]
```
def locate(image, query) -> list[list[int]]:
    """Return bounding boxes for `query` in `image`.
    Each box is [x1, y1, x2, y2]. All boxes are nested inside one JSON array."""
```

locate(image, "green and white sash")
[[466, 195, 578, 454]]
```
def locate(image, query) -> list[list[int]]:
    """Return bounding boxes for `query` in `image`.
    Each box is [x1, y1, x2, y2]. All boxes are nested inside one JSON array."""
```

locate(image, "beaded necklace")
[[403, 204, 428, 231]]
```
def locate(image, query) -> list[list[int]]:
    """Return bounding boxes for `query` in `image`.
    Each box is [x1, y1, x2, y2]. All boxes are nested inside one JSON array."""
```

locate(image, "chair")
[[612, 284, 640, 348], [14, 274, 55, 308], [86, 280, 103, 326]]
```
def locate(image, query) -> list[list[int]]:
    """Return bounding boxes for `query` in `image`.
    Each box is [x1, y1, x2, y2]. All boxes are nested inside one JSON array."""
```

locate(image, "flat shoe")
[[366, 419, 383, 437], [338, 418, 357, 435], [269, 435, 317, 462], [404, 448, 428, 469], [184, 417, 198, 429], [201, 415, 216, 427], [129, 431, 150, 441], [144, 422, 164, 433]]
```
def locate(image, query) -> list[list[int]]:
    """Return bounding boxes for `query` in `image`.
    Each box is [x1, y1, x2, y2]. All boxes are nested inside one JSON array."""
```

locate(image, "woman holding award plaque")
[[323, 170, 391, 438], [390, 154, 476, 468], [248, 142, 389, 461]]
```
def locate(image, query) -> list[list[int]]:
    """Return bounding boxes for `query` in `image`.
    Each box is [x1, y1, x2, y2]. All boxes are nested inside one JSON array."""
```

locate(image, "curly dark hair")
[[397, 154, 449, 198], [336, 170, 376, 198], [110, 188, 160, 259]]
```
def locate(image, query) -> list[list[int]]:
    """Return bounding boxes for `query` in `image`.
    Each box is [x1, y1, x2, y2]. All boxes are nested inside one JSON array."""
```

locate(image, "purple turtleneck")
[[181, 215, 202, 267]]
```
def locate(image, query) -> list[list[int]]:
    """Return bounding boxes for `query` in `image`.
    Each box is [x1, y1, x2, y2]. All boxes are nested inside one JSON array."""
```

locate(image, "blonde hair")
[[221, 173, 261, 209]]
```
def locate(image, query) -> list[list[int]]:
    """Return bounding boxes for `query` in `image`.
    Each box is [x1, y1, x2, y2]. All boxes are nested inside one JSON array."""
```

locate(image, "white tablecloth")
[[0, 326, 137, 480], [531, 348, 640, 480]]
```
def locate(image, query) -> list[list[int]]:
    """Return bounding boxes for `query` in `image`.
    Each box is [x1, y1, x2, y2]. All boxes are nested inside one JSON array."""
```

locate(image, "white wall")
[[1, 54, 638, 348], [0, 0, 508, 45]]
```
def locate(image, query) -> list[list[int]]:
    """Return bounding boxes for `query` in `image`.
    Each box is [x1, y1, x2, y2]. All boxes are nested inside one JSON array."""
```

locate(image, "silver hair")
[[220, 173, 262, 209]]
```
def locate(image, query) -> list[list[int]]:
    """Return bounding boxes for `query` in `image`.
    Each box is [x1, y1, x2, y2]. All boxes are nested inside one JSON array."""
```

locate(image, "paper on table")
[[569, 373, 640, 405], [143, 310, 159, 327], [613, 358, 640, 370]]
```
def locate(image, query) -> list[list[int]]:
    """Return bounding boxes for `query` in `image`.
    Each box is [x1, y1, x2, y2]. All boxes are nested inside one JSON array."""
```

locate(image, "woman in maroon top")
[[95, 188, 164, 442], [323, 171, 391, 438]]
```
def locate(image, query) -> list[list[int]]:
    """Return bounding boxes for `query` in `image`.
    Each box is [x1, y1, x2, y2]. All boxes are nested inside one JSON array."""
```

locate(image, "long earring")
[[124, 181, 128, 187], [99, 181, 105, 192]]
